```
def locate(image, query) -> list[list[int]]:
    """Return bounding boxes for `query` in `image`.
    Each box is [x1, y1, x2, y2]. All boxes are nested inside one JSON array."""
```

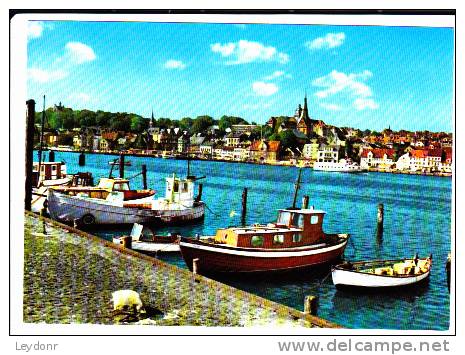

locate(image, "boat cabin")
[[33, 161, 66, 183], [163, 174, 195, 207], [214, 208, 327, 248], [98, 178, 131, 192]]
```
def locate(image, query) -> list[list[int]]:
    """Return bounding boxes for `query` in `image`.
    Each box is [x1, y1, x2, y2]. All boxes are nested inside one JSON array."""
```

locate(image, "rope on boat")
[[319, 269, 332, 287], [204, 203, 221, 217], [126, 171, 143, 180]]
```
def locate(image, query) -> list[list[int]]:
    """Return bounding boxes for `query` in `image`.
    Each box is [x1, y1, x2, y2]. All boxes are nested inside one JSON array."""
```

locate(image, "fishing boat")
[[313, 159, 366, 173], [113, 223, 181, 253], [33, 161, 72, 187], [331, 255, 432, 290], [47, 174, 204, 226]]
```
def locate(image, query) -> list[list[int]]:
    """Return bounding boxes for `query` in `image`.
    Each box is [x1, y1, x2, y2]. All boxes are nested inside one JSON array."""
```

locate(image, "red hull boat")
[[180, 207, 349, 274]]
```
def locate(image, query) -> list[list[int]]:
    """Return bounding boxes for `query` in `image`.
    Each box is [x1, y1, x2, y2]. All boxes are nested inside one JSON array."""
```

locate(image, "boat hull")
[[331, 267, 431, 289], [47, 189, 205, 226], [179, 237, 348, 273]]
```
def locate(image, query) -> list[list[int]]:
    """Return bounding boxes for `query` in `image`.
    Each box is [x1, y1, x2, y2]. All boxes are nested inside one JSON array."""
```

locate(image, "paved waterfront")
[[23, 212, 338, 327]]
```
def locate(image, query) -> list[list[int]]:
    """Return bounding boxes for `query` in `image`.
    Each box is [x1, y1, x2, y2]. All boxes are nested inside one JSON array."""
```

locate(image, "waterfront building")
[[360, 148, 396, 169], [199, 142, 214, 157], [296, 95, 312, 136], [249, 140, 281, 162], [316, 144, 339, 163], [233, 145, 250, 161], [231, 124, 258, 135], [302, 139, 319, 160], [225, 132, 242, 147]]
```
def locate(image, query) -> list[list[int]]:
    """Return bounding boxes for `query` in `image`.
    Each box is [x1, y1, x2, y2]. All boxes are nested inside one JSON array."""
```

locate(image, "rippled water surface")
[[45, 151, 452, 330]]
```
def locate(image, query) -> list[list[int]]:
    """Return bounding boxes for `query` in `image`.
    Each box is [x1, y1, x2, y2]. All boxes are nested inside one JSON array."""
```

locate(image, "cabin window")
[[251, 235, 264, 247], [273, 234, 285, 245], [293, 233, 302, 242], [40, 166, 45, 172], [173, 181, 179, 192], [181, 182, 188, 193], [52, 165, 57, 171], [277, 211, 291, 225], [292, 213, 305, 227], [310, 215, 319, 224], [115, 182, 129, 191]]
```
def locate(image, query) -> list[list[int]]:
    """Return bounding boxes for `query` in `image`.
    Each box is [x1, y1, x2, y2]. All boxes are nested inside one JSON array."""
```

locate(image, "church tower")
[[297, 94, 312, 136]]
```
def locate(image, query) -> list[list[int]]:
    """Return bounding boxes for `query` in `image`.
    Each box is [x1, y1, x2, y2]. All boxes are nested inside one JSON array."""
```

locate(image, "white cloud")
[[65, 42, 96, 64], [211, 40, 289, 65], [252, 81, 278, 96], [27, 21, 53, 39], [27, 67, 68, 83], [320, 103, 342, 111], [312, 69, 379, 110], [263, 70, 292, 81], [164, 59, 186, 70], [306, 32, 345, 50], [354, 98, 379, 110]]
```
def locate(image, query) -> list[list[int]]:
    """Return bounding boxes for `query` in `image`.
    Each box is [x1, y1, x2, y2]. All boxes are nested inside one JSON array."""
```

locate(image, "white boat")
[[331, 256, 432, 289], [313, 159, 366, 173], [47, 173, 205, 226], [113, 223, 181, 253]]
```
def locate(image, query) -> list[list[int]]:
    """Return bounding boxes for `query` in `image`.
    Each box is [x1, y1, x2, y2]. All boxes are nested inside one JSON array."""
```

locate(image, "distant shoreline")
[[43, 147, 452, 178]]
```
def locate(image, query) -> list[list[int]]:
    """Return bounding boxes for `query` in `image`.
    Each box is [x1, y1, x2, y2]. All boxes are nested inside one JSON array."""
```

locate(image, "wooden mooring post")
[[302, 195, 309, 209], [121, 236, 132, 249], [304, 295, 318, 315], [196, 183, 203, 202], [25, 99, 35, 211], [376, 203, 384, 238], [119, 154, 125, 178], [192, 258, 200, 275], [48, 150, 55, 162], [241, 187, 248, 226], [78, 152, 86, 166], [141, 164, 147, 189]]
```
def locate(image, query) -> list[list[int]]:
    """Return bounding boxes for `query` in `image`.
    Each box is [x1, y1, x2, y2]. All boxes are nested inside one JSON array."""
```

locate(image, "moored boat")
[[113, 223, 181, 253], [313, 159, 366, 173], [331, 255, 432, 290], [179, 206, 349, 274], [47, 173, 205, 226]]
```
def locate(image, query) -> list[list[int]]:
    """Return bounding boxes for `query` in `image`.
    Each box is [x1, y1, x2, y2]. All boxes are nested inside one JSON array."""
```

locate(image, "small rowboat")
[[113, 223, 181, 253], [331, 255, 432, 290], [109, 160, 132, 166]]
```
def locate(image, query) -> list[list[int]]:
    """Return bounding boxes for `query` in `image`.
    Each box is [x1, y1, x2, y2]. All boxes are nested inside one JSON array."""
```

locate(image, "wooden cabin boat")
[[33, 161, 71, 187], [47, 174, 204, 226], [113, 223, 181, 254], [179, 207, 349, 274], [109, 160, 132, 166], [331, 256, 432, 289]]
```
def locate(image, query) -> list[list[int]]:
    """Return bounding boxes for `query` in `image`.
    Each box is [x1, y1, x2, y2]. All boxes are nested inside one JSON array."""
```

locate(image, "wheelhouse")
[[213, 208, 327, 249]]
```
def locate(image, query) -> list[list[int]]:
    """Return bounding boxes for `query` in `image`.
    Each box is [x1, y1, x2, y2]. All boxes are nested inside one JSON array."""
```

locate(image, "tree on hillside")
[[96, 110, 112, 127], [130, 115, 148, 133], [77, 109, 97, 128], [191, 115, 214, 134], [218, 115, 248, 131], [179, 117, 193, 130], [110, 113, 131, 131]]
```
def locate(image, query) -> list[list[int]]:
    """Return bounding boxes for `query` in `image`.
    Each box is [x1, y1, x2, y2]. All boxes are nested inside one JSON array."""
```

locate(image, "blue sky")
[[26, 20, 454, 132]]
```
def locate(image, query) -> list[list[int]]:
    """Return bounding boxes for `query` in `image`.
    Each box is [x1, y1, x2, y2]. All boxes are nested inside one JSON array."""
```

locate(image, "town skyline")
[[27, 20, 454, 133]]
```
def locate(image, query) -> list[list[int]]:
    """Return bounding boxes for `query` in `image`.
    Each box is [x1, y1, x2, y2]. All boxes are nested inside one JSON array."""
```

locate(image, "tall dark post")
[[241, 187, 248, 226], [25, 99, 36, 211], [376, 203, 384, 239], [292, 168, 303, 209], [37, 95, 46, 185], [78, 152, 85, 166], [195, 183, 203, 202], [119, 154, 125, 178], [141, 164, 147, 189], [48, 150, 55, 162]]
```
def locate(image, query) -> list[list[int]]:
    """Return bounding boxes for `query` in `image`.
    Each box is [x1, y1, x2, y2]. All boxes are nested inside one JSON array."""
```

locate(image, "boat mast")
[[37, 95, 46, 186], [291, 167, 303, 209]]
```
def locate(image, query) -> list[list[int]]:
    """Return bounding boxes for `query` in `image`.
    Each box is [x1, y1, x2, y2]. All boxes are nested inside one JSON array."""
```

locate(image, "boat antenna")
[[291, 166, 303, 209], [37, 95, 46, 187]]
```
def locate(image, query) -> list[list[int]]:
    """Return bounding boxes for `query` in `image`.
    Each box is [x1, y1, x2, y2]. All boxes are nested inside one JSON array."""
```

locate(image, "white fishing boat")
[[47, 173, 205, 226], [313, 159, 366, 173], [331, 255, 432, 289], [113, 223, 181, 253]]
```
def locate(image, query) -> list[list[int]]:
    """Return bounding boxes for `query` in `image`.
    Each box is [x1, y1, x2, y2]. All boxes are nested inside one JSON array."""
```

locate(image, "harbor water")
[[41, 151, 452, 330]]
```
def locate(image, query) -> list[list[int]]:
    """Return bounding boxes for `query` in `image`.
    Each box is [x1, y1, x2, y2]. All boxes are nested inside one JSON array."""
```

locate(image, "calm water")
[[41, 151, 452, 330]]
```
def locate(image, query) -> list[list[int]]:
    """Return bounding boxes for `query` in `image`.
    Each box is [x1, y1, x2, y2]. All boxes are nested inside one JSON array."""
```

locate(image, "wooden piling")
[[302, 195, 309, 209], [119, 154, 125, 178], [376, 203, 384, 238], [192, 258, 199, 275], [25, 99, 35, 211], [48, 150, 55, 162], [121, 236, 132, 249], [141, 164, 147, 189], [78, 152, 85, 166], [304, 295, 318, 315], [241, 187, 248, 226], [196, 183, 203, 202]]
